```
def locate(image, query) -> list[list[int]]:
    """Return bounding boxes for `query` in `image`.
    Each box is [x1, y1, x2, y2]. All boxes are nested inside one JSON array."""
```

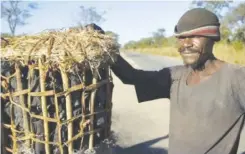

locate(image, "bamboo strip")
[[28, 65, 34, 148], [60, 68, 73, 154], [5, 120, 107, 148], [5, 97, 110, 123], [0, 79, 109, 99], [7, 125, 106, 147], [8, 133, 60, 146], [3, 124, 26, 133], [10, 98, 17, 153], [5, 147, 13, 153], [9, 134, 32, 141], [15, 64, 31, 148], [80, 70, 86, 150], [89, 77, 97, 150], [64, 127, 103, 146], [55, 83, 85, 97], [30, 137, 60, 146], [1, 75, 9, 154], [30, 113, 57, 122], [1, 72, 16, 81], [29, 90, 55, 96], [1, 75, 9, 80], [85, 79, 109, 91], [60, 109, 109, 125], [56, 79, 109, 97], [3, 99, 58, 122], [1, 89, 55, 98], [54, 86, 64, 154], [0, 89, 29, 98], [4, 97, 110, 126], [38, 58, 50, 154]]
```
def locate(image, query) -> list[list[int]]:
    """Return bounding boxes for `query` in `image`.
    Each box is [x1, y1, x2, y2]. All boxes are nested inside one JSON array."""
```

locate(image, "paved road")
[[110, 51, 245, 154]]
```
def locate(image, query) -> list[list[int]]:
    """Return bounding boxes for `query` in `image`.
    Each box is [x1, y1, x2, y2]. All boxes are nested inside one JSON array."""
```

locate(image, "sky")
[[0, 1, 241, 45]]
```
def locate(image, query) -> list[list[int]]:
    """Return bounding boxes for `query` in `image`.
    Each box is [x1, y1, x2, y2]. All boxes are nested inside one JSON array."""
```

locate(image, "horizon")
[[1, 1, 241, 46]]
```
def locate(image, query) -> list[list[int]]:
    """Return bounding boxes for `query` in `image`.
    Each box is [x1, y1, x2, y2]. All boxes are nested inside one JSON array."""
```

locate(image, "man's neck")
[[191, 57, 221, 77]]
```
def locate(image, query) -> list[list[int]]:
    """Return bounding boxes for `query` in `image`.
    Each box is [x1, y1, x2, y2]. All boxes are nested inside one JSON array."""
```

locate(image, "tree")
[[77, 5, 106, 27], [225, 2, 245, 42], [1, 0, 38, 36], [190, 0, 231, 19], [152, 28, 166, 47], [138, 37, 154, 48], [124, 41, 137, 49], [152, 28, 166, 38]]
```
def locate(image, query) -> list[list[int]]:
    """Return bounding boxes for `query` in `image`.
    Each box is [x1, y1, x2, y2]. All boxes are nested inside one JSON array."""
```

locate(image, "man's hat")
[[174, 8, 221, 41]]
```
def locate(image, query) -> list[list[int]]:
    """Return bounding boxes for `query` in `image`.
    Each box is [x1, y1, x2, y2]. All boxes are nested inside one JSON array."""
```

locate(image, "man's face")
[[177, 36, 214, 68]]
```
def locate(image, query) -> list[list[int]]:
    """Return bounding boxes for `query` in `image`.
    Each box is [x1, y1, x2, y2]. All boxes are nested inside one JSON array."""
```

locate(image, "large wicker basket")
[[1, 27, 119, 154]]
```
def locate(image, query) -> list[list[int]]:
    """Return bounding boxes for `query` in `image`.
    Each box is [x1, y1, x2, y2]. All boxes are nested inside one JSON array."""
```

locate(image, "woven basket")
[[1, 28, 119, 154]]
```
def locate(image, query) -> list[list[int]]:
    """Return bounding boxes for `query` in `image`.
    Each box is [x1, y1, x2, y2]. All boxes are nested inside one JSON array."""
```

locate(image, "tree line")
[[1, 1, 244, 51], [124, 1, 245, 50], [1, 1, 110, 36]]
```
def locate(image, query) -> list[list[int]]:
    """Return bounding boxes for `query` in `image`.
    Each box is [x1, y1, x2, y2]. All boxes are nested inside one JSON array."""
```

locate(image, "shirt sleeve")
[[232, 65, 245, 111], [111, 55, 183, 103]]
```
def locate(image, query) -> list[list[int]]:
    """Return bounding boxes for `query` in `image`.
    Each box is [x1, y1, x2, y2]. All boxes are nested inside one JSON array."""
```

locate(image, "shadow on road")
[[113, 135, 169, 154]]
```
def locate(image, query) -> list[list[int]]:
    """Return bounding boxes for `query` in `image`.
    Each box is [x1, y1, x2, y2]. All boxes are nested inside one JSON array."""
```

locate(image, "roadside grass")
[[122, 43, 245, 65]]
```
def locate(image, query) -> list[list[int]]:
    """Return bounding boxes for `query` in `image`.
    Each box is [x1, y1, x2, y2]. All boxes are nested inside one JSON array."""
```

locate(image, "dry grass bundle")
[[1, 27, 120, 72]]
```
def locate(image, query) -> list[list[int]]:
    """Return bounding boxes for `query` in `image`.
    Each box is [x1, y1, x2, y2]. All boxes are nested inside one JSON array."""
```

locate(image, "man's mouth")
[[180, 48, 199, 55], [181, 51, 199, 55]]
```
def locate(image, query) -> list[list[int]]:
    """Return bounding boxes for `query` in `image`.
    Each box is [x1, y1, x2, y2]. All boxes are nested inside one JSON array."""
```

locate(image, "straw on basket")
[[1, 27, 120, 73]]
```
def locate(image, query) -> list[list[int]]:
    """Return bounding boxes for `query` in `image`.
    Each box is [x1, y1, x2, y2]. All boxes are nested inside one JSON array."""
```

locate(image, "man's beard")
[[179, 47, 207, 70], [185, 60, 203, 70], [184, 52, 212, 70]]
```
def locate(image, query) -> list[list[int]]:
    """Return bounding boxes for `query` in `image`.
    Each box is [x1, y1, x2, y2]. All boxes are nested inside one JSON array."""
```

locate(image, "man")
[[111, 8, 245, 154]]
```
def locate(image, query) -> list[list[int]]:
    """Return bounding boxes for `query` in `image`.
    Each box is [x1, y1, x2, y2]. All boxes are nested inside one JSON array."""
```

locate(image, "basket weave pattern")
[[1, 28, 118, 154]]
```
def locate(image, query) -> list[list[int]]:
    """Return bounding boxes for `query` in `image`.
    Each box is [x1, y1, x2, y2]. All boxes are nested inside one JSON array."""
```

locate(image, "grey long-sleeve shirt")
[[111, 55, 245, 154]]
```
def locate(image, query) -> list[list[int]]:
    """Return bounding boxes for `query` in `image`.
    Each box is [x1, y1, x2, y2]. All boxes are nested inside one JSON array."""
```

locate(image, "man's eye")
[[178, 38, 186, 42], [178, 36, 186, 39]]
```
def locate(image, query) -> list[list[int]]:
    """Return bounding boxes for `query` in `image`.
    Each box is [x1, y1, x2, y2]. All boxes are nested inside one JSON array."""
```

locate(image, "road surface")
[[110, 51, 245, 154]]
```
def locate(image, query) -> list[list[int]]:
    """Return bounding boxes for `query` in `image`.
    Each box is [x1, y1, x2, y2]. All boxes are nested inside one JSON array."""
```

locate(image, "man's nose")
[[183, 38, 193, 48]]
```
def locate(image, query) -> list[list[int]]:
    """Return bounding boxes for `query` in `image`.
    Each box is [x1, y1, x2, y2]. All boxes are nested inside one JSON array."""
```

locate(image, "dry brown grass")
[[1, 27, 120, 72], [123, 43, 245, 65], [213, 43, 245, 65]]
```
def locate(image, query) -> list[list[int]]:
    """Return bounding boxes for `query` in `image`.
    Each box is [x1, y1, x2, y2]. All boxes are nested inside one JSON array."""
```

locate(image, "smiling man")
[[111, 8, 245, 154]]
